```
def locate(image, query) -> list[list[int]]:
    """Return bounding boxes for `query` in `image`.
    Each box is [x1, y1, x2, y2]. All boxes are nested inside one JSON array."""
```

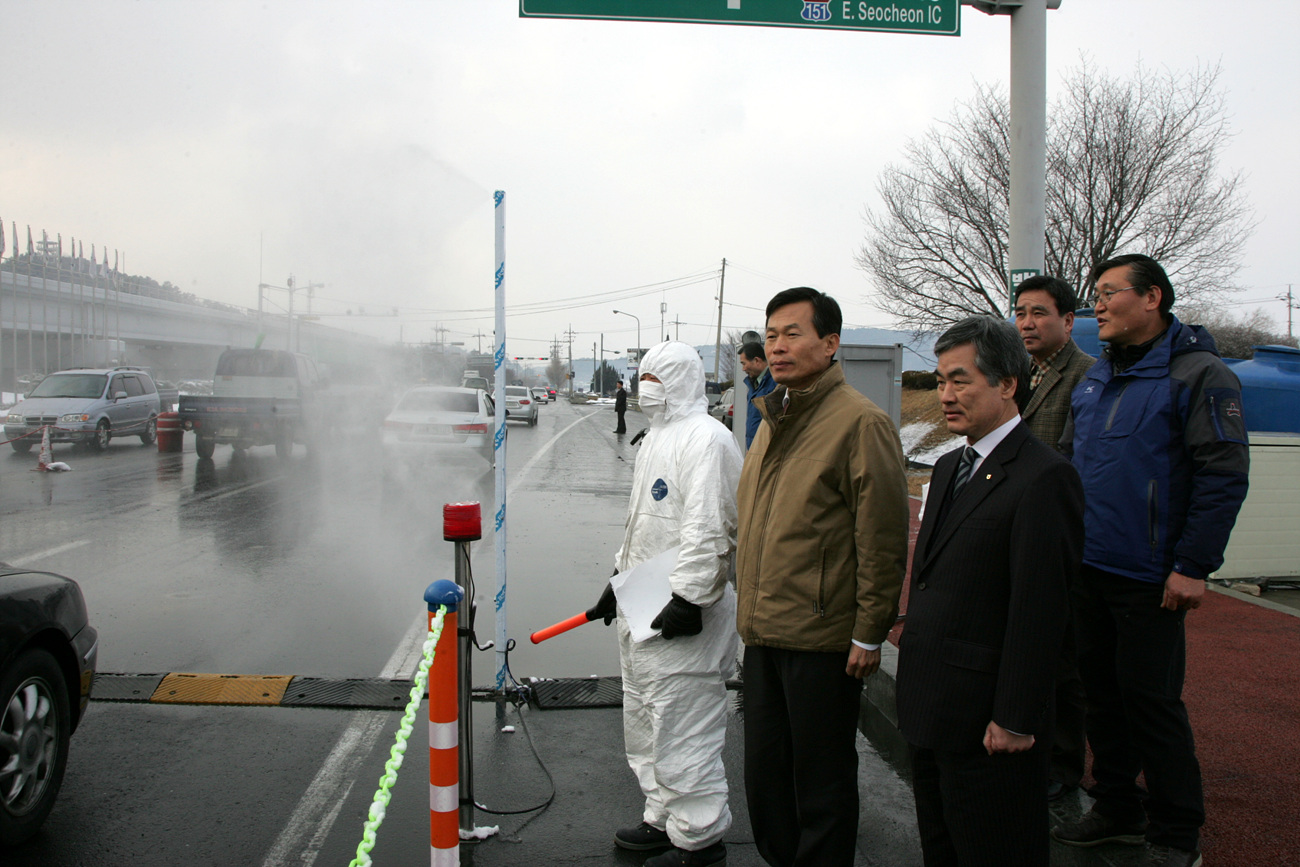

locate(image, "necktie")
[[952, 446, 978, 498]]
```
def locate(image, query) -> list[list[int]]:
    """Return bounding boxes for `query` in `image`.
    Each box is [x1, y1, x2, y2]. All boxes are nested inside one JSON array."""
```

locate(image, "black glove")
[[587, 582, 617, 626], [650, 593, 703, 639]]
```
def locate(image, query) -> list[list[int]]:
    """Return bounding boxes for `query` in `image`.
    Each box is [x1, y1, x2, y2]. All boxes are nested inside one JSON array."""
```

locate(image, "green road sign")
[[520, 0, 960, 36]]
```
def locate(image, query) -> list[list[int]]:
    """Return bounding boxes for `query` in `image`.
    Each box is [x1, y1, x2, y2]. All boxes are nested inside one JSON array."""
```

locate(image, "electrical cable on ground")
[[461, 556, 558, 818]]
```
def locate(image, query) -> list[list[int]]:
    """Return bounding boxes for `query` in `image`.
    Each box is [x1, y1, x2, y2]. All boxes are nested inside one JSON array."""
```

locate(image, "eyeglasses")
[[1095, 285, 1139, 304]]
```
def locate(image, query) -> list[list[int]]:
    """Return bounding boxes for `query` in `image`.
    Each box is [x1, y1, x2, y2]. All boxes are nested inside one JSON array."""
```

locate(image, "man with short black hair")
[[737, 341, 776, 449], [899, 315, 1083, 866], [736, 287, 909, 866], [1014, 275, 1096, 453], [1053, 254, 1249, 867]]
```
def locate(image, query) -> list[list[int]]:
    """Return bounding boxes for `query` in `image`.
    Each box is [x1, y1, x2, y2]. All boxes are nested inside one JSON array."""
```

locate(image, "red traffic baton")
[[530, 611, 594, 644]]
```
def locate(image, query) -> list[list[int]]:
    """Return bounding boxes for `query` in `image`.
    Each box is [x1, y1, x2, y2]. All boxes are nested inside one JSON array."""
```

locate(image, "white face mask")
[[638, 380, 667, 423]]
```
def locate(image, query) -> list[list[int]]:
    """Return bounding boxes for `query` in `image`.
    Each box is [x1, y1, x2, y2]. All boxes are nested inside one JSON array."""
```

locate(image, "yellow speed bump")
[[152, 673, 293, 706]]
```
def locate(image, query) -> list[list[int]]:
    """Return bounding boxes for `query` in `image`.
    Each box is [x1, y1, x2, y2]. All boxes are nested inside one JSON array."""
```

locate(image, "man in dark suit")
[[897, 316, 1084, 867], [614, 379, 628, 434], [1013, 274, 1097, 802]]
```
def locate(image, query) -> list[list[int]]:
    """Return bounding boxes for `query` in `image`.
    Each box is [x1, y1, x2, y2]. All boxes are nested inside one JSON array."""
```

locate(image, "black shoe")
[[644, 842, 726, 866], [1144, 844, 1202, 867], [1052, 810, 1147, 847], [1047, 780, 1076, 801], [614, 822, 671, 851]]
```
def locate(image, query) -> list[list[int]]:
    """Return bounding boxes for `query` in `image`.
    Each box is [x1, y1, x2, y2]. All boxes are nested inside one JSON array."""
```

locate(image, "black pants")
[[910, 742, 1049, 867], [615, 409, 626, 433], [1073, 565, 1203, 851], [1050, 623, 1087, 787], [742, 645, 863, 867]]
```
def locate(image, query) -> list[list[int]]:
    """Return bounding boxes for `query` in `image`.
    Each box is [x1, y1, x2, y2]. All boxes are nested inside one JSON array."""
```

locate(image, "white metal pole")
[[492, 190, 509, 692], [1007, 0, 1048, 314]]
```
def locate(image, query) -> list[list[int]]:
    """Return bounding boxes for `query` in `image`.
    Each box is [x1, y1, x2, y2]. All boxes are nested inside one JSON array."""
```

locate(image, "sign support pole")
[[492, 191, 509, 693], [1007, 0, 1047, 312]]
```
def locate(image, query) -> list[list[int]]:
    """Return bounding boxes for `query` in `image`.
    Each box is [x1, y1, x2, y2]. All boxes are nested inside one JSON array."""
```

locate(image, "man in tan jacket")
[[736, 287, 909, 867]]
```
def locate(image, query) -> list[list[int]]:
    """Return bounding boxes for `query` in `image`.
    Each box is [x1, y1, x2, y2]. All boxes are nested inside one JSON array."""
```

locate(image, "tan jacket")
[[736, 362, 909, 652], [1022, 339, 1096, 453]]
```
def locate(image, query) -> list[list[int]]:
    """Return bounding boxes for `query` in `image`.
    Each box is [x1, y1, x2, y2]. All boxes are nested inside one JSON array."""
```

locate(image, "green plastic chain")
[[349, 605, 448, 867]]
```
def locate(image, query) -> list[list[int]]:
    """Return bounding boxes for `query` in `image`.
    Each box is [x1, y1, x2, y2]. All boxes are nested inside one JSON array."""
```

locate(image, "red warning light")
[[443, 501, 483, 542]]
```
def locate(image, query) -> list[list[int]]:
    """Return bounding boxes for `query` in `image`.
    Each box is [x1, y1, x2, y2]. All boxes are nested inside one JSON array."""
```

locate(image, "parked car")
[[531, 387, 549, 403], [0, 563, 98, 845], [4, 366, 162, 453], [381, 386, 495, 465], [709, 387, 736, 430], [503, 385, 538, 426]]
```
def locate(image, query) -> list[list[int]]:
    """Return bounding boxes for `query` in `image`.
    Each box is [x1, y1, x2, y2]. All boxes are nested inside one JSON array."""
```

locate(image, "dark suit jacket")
[[1021, 340, 1096, 453], [897, 422, 1083, 753], [615, 387, 627, 412]]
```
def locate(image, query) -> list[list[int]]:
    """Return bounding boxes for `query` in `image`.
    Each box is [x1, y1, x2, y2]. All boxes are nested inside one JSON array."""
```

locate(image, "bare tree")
[[858, 62, 1253, 331], [546, 349, 566, 388], [1176, 304, 1297, 360]]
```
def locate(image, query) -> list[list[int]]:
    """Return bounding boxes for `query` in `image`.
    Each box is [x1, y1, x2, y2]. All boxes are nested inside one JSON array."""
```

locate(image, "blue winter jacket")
[[744, 366, 777, 449], [1068, 316, 1249, 583]]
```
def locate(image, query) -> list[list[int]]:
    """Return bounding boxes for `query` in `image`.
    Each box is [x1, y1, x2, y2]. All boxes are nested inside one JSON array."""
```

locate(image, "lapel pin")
[[985, 474, 992, 480]]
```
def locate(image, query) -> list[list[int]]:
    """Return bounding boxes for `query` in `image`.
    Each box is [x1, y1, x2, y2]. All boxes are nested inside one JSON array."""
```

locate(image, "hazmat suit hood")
[[638, 341, 708, 424]]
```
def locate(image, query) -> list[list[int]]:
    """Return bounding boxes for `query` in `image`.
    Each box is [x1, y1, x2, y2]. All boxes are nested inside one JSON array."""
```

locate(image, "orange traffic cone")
[[35, 426, 51, 472]]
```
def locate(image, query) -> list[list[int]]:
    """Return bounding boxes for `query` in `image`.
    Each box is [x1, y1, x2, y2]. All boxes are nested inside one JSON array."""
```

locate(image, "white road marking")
[[264, 408, 599, 864], [9, 539, 93, 566], [508, 410, 598, 497], [261, 613, 429, 867]]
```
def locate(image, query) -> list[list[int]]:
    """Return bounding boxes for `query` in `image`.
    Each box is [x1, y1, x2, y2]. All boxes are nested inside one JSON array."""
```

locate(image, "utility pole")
[[672, 316, 682, 341], [713, 258, 727, 383], [565, 324, 577, 396], [592, 341, 598, 394]]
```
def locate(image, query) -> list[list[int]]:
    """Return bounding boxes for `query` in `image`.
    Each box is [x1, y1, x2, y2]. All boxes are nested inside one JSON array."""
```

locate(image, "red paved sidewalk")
[[891, 495, 1300, 865]]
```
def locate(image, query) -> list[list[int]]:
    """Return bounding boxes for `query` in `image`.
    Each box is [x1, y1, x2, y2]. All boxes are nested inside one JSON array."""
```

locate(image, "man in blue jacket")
[[1054, 254, 1249, 867], [738, 342, 776, 450]]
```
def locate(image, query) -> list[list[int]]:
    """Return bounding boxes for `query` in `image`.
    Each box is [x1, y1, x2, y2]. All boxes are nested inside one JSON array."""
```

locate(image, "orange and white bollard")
[[424, 579, 463, 866], [36, 425, 52, 471]]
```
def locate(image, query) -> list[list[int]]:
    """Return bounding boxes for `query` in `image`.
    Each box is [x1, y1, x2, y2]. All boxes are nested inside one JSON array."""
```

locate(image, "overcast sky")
[[3, 0, 1296, 358]]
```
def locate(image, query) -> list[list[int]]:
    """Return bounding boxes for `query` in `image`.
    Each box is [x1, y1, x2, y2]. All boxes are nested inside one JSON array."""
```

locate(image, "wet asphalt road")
[[1, 398, 926, 866], [0, 397, 636, 865]]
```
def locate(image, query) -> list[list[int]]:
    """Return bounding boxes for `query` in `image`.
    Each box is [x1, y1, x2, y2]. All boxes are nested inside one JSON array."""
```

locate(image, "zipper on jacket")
[[816, 549, 827, 618], [1105, 381, 1132, 431], [1147, 479, 1159, 560], [1207, 394, 1226, 440]]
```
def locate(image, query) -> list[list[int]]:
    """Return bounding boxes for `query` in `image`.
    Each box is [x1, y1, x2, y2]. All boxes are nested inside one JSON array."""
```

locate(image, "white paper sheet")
[[610, 545, 680, 642]]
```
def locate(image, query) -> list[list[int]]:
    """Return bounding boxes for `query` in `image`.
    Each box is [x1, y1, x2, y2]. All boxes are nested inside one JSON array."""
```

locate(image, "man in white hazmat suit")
[[588, 340, 743, 867]]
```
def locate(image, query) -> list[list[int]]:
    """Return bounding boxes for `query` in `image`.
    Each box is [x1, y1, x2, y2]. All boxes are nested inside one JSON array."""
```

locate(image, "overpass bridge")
[[1, 266, 392, 391]]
